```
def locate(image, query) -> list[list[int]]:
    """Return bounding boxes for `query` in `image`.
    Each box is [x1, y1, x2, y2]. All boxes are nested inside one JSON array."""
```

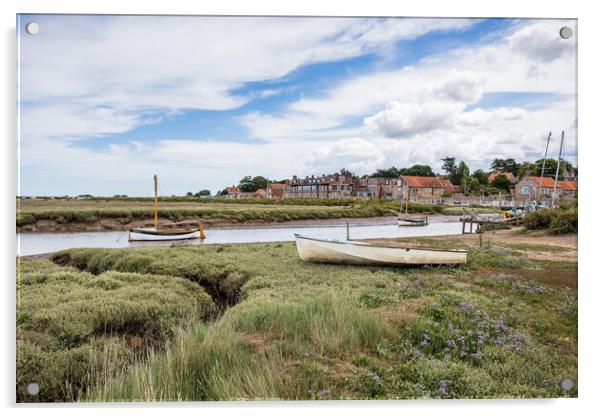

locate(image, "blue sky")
[[17, 16, 576, 196]]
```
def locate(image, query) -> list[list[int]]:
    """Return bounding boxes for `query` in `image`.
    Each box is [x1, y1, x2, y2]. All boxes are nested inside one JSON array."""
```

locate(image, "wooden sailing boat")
[[398, 192, 428, 226], [128, 175, 205, 242]]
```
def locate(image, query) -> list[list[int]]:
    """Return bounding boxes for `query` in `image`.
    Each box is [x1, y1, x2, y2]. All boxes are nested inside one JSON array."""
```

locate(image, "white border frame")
[[2, 1, 599, 415]]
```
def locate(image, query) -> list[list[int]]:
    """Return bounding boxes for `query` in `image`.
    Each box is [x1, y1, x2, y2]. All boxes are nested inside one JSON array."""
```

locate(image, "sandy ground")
[[367, 227, 577, 263]]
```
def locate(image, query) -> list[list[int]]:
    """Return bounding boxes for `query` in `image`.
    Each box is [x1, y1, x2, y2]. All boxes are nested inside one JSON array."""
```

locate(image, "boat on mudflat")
[[294, 234, 467, 266], [398, 214, 429, 227]]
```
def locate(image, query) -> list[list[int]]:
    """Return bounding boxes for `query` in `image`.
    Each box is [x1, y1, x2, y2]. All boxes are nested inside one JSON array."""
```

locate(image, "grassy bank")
[[17, 232, 577, 401]]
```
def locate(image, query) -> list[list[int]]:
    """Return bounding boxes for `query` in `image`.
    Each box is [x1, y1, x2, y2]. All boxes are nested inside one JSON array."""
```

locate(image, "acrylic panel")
[[16, 15, 577, 402]]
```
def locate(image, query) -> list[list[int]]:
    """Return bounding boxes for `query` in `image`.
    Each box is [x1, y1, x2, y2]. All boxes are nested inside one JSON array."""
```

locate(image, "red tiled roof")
[[560, 180, 578, 191], [527, 177, 578, 191], [528, 176, 557, 188], [268, 183, 285, 190], [401, 176, 448, 188], [226, 187, 240, 193], [254, 189, 266, 194]]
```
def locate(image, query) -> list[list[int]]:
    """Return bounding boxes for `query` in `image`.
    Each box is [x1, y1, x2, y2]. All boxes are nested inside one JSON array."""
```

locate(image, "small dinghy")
[[294, 234, 467, 266], [398, 214, 429, 227], [128, 174, 205, 242], [398, 198, 429, 227]]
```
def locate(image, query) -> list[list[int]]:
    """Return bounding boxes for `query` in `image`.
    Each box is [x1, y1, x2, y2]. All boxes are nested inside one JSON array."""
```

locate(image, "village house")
[[514, 176, 578, 203], [223, 186, 241, 199], [366, 177, 400, 200], [267, 183, 285, 199], [399, 176, 457, 202], [254, 189, 267, 198], [283, 174, 354, 199]]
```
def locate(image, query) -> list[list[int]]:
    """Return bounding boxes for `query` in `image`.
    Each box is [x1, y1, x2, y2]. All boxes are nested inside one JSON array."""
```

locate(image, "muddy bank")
[[18, 215, 409, 233]]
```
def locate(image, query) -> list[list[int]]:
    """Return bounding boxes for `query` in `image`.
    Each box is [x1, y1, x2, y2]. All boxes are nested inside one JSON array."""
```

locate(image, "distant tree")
[[238, 176, 268, 192], [471, 169, 489, 185], [441, 156, 457, 175], [528, 159, 565, 180], [220, 188, 229, 196], [186, 191, 194, 197], [371, 167, 401, 178], [441, 156, 465, 185], [518, 161, 531, 178], [198, 189, 211, 196], [400, 164, 436, 177], [491, 174, 512, 192], [458, 161, 470, 178], [491, 158, 519, 175], [339, 168, 356, 178], [461, 177, 481, 195]]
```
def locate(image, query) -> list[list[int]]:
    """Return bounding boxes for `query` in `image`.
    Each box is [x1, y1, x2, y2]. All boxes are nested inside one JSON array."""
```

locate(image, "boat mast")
[[552, 131, 565, 207], [153, 174, 158, 229], [536, 132, 552, 203]]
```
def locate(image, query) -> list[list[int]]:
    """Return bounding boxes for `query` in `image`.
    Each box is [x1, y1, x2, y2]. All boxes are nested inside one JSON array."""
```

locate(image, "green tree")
[[238, 176, 269, 192], [462, 177, 481, 195], [458, 161, 470, 178], [400, 164, 435, 177], [441, 156, 457, 175], [339, 168, 356, 178], [529, 159, 565, 180], [472, 169, 489, 185], [490, 158, 519, 175], [371, 167, 401, 178], [198, 189, 211, 196], [491, 174, 512, 192]]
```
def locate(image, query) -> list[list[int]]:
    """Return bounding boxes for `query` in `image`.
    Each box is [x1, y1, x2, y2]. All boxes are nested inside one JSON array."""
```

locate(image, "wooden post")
[[346, 222, 350, 240]]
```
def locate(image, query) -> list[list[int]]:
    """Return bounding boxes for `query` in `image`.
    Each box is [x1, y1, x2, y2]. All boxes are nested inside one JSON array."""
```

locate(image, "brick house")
[[283, 174, 354, 199], [514, 176, 578, 203], [366, 177, 400, 200], [223, 186, 241, 199], [400, 176, 454, 201], [267, 183, 285, 199]]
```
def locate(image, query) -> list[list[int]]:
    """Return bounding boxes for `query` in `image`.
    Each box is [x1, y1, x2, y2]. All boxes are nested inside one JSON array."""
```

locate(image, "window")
[[521, 186, 530, 195]]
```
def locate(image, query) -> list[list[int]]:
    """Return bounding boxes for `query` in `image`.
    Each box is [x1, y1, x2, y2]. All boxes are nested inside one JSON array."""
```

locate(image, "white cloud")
[[305, 138, 385, 174]]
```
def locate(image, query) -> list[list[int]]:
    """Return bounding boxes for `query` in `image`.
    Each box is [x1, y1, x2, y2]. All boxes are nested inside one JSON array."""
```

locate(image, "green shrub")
[[523, 209, 557, 230], [523, 208, 578, 234], [16, 213, 36, 226], [549, 209, 577, 234]]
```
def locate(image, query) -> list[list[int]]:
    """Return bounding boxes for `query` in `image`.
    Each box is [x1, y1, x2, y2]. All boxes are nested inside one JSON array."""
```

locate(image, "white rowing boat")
[[294, 234, 467, 266], [128, 174, 205, 242]]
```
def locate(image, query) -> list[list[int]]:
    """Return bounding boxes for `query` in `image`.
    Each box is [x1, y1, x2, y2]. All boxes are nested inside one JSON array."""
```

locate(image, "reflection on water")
[[17, 217, 465, 256]]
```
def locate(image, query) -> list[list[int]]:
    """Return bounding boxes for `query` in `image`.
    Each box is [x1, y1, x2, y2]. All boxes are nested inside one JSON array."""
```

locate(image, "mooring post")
[[346, 222, 350, 240]]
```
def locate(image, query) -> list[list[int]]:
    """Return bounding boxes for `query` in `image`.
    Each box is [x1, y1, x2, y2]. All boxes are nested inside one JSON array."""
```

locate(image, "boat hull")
[[294, 235, 466, 266], [398, 215, 429, 227], [128, 228, 201, 242]]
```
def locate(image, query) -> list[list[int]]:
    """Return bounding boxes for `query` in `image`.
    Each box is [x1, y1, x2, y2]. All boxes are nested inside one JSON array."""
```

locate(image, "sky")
[[17, 15, 577, 196]]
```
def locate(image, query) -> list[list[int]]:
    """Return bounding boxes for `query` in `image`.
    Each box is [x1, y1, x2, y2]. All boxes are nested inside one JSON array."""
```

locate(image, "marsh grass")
[[17, 237, 577, 401], [17, 198, 403, 227]]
